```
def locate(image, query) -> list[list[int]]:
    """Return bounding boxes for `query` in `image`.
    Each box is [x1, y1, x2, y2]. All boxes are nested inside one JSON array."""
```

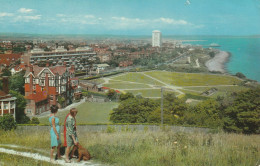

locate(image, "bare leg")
[[57, 144, 61, 159], [70, 145, 77, 158], [50, 146, 56, 161], [65, 146, 71, 162]]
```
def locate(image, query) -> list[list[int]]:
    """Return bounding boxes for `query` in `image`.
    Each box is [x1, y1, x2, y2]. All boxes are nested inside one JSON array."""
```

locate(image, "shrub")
[[0, 114, 16, 131], [31, 117, 40, 124]]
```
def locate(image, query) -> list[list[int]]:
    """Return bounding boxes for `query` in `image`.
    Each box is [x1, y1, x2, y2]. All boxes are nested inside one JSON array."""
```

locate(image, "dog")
[[74, 144, 91, 162], [55, 144, 91, 162]]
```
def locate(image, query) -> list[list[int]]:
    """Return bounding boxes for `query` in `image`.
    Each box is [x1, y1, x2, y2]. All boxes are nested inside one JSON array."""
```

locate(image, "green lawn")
[[125, 89, 177, 98], [39, 102, 118, 125], [145, 71, 242, 86], [103, 83, 151, 89], [113, 73, 164, 86]]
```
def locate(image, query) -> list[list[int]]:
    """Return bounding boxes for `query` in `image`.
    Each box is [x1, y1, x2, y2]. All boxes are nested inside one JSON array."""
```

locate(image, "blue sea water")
[[174, 36, 260, 82]]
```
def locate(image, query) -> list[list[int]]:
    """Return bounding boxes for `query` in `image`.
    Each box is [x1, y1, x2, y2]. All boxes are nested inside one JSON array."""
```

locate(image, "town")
[[0, 30, 220, 118]]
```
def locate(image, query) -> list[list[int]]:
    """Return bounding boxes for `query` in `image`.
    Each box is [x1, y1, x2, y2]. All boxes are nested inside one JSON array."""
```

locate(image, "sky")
[[0, 0, 260, 35]]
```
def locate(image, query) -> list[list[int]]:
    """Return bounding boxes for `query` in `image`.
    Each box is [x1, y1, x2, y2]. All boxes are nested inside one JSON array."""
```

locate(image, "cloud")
[[0, 13, 13, 17], [158, 17, 188, 25], [85, 15, 95, 19], [56, 14, 65, 17], [18, 8, 34, 13], [14, 15, 41, 22]]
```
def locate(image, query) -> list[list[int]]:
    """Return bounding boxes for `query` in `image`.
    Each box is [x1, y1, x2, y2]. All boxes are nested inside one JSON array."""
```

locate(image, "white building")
[[152, 30, 162, 47]]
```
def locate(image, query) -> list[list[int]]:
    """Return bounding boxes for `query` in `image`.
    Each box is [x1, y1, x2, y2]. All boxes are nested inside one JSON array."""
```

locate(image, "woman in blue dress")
[[49, 105, 61, 162]]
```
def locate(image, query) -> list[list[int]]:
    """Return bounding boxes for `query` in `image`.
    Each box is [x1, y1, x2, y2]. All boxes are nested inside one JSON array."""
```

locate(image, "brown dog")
[[74, 144, 91, 162]]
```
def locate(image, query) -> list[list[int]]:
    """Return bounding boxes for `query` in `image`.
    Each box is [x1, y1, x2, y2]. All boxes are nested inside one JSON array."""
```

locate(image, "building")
[[24, 65, 77, 116], [152, 30, 162, 47], [22, 48, 97, 71], [0, 53, 22, 66], [0, 76, 16, 119]]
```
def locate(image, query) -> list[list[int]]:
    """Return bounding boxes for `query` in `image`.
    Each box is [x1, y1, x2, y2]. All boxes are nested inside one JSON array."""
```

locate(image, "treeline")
[[110, 88, 260, 134]]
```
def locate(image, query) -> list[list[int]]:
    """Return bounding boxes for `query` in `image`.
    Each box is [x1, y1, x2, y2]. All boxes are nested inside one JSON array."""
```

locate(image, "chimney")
[[2, 76, 9, 94], [29, 65, 33, 72]]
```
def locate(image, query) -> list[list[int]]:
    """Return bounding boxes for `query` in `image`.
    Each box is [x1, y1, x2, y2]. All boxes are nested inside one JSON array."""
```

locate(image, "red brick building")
[[24, 65, 77, 116]]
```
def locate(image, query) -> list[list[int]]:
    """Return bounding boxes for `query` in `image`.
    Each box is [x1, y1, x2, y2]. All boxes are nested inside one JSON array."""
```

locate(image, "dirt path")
[[0, 144, 104, 166]]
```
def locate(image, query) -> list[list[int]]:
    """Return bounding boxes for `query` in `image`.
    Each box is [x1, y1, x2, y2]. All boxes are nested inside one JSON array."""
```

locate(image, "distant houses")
[[24, 64, 81, 116]]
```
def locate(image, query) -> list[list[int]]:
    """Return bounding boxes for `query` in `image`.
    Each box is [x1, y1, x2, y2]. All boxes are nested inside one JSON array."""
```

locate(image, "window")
[[33, 79, 36, 84], [40, 79, 45, 86], [27, 109, 32, 114], [25, 77, 30, 83], [11, 102, 15, 109], [33, 85, 36, 90], [4, 103, 9, 109], [50, 95, 54, 101], [49, 79, 55, 86]]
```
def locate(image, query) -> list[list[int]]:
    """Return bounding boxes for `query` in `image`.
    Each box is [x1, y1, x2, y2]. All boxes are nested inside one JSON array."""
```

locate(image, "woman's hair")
[[50, 105, 59, 113], [70, 108, 78, 117]]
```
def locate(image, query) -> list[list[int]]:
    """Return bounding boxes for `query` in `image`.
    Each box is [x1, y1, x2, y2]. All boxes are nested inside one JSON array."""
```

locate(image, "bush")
[[0, 114, 16, 131], [31, 117, 40, 124]]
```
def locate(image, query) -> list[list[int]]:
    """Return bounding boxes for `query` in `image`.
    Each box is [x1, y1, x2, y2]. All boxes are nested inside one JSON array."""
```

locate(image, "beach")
[[205, 51, 230, 73]]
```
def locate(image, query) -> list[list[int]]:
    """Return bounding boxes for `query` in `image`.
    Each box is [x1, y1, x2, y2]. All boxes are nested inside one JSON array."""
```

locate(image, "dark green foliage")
[[235, 72, 246, 79], [222, 88, 260, 134], [119, 92, 134, 101], [9, 70, 25, 95], [31, 117, 40, 124], [148, 94, 187, 124], [0, 114, 16, 131], [110, 97, 159, 123], [9, 90, 29, 124], [1, 68, 11, 76], [110, 87, 259, 134], [106, 89, 117, 100], [57, 96, 65, 108]]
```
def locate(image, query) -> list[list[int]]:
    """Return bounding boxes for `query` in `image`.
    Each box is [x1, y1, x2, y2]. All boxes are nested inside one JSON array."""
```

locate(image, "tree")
[[235, 72, 246, 79], [9, 70, 25, 95], [223, 88, 260, 134], [9, 90, 30, 124], [119, 92, 134, 101], [1, 68, 11, 76], [110, 97, 159, 123], [58, 96, 65, 108], [106, 89, 117, 100], [0, 114, 16, 131], [148, 93, 187, 124]]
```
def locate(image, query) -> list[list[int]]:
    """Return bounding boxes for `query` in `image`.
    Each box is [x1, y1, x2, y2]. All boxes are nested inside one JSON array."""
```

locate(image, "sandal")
[[65, 159, 71, 163]]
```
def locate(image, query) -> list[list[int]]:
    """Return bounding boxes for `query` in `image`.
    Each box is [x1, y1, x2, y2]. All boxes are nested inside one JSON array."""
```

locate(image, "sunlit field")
[[0, 129, 259, 166]]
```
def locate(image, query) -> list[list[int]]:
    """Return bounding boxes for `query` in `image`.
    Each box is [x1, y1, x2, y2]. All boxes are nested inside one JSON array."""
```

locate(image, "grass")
[[145, 71, 242, 86], [39, 102, 118, 125], [113, 72, 164, 86], [0, 153, 53, 166], [0, 129, 259, 166], [125, 89, 177, 98], [103, 83, 151, 89]]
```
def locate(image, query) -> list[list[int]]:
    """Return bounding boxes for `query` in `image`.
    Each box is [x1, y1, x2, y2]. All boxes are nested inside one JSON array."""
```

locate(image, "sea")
[[170, 36, 260, 82]]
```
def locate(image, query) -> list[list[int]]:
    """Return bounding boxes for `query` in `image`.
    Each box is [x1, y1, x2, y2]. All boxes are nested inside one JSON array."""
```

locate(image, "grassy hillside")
[[39, 102, 118, 125], [0, 129, 259, 166]]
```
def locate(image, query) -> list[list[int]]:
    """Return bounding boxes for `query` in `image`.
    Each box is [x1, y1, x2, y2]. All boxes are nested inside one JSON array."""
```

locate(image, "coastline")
[[205, 51, 230, 73]]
